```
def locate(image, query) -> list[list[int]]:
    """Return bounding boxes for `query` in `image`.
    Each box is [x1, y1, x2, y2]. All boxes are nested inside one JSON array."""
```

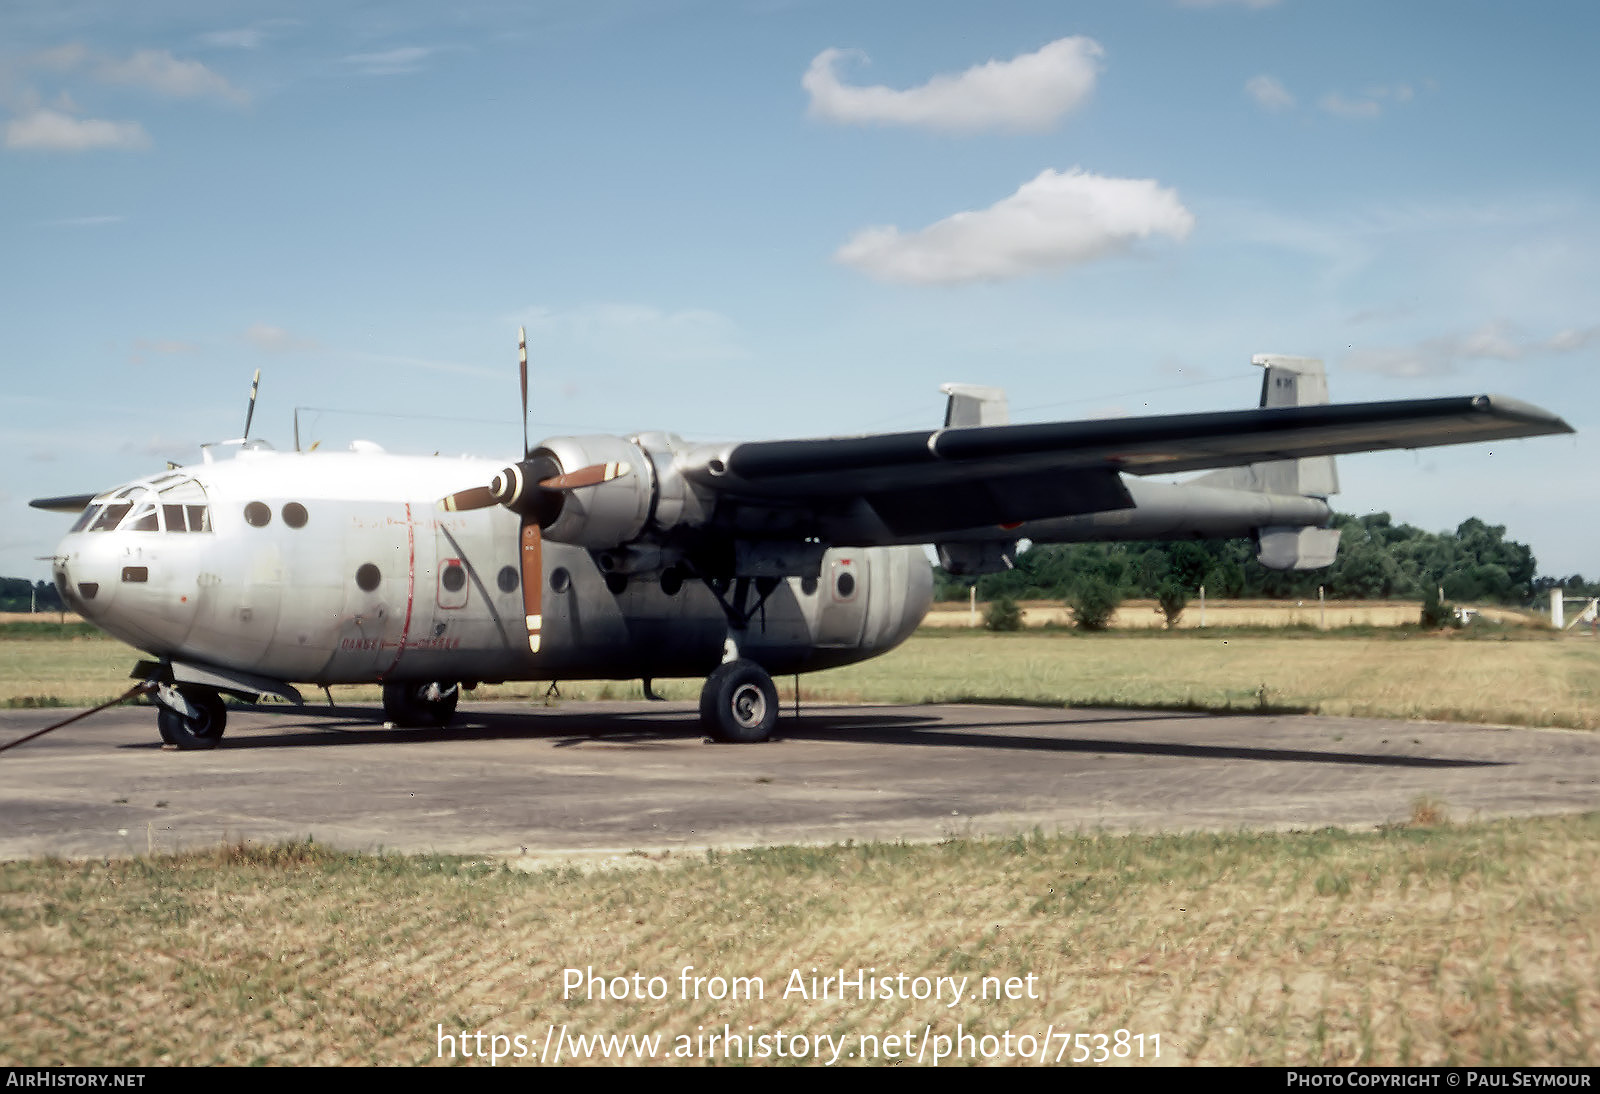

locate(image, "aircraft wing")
[[681, 394, 1571, 539]]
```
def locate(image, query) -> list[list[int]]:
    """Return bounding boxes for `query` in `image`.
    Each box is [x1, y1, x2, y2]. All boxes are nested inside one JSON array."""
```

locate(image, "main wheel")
[[156, 688, 227, 750], [382, 681, 460, 727], [699, 660, 779, 743]]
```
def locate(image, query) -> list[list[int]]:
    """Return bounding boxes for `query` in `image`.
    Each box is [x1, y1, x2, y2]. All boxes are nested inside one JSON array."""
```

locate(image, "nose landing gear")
[[382, 680, 461, 727], [154, 685, 228, 750]]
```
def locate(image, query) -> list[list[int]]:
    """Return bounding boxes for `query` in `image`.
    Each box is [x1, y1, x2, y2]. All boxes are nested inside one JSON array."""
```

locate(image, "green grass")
[[2, 817, 1596, 1066]]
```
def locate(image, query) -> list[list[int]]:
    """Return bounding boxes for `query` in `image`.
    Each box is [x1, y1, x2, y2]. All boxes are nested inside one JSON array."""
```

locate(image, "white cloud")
[[1546, 325, 1600, 353], [199, 28, 267, 50], [244, 323, 317, 353], [834, 168, 1195, 285], [1318, 92, 1382, 119], [343, 47, 439, 76], [197, 19, 298, 51], [518, 303, 747, 369], [803, 37, 1103, 133], [1345, 321, 1600, 377], [1320, 86, 1417, 120], [1245, 74, 1295, 112], [4, 108, 148, 151], [96, 49, 248, 103]]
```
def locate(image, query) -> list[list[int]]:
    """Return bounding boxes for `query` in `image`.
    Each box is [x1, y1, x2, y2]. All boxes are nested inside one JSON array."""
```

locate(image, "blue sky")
[[5, 0, 1597, 581]]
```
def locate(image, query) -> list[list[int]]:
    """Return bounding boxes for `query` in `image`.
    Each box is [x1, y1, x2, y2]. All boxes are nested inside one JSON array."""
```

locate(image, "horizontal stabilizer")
[[28, 493, 98, 513]]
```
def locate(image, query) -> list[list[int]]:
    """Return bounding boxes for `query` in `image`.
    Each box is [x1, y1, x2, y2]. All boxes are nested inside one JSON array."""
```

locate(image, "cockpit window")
[[76, 478, 212, 533], [160, 504, 212, 532], [88, 503, 131, 532], [126, 503, 159, 532]]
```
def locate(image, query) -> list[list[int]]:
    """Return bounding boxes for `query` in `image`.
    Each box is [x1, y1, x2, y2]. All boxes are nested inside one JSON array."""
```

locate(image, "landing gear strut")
[[155, 685, 227, 750], [699, 660, 778, 743], [382, 681, 460, 727]]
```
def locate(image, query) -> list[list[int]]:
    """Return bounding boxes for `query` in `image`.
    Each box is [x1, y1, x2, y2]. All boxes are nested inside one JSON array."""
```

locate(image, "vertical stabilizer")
[[936, 383, 1013, 573], [940, 383, 1009, 428], [1192, 355, 1342, 570], [1193, 356, 1340, 498], [1250, 354, 1340, 497]]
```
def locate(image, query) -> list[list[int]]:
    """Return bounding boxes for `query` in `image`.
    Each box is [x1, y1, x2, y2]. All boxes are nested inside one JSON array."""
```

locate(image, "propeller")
[[436, 329, 630, 656], [242, 369, 261, 441]]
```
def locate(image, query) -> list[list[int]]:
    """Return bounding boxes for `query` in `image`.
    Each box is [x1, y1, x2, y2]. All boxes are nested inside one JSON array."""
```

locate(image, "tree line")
[[936, 513, 1580, 607], [0, 577, 65, 614]]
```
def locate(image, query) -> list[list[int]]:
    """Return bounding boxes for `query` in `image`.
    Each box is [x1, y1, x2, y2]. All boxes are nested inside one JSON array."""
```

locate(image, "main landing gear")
[[698, 660, 779, 744], [154, 684, 227, 750], [382, 680, 461, 727]]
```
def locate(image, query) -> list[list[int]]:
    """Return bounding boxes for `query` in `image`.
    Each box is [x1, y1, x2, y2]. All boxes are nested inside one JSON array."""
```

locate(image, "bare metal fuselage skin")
[[51, 447, 935, 688]]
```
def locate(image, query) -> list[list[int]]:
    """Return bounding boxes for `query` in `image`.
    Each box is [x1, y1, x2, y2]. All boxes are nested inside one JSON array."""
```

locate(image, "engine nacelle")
[[532, 435, 654, 549]]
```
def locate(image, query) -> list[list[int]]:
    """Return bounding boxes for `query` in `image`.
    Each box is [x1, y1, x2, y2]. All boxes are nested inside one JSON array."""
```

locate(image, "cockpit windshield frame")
[[74, 479, 212, 534]]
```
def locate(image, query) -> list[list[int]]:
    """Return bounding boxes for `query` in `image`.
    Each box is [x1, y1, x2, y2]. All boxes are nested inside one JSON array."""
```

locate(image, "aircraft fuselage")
[[51, 445, 934, 690]]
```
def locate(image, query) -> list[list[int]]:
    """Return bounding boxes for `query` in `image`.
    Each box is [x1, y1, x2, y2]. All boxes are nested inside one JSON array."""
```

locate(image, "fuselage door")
[[437, 555, 469, 610], [813, 553, 869, 647]]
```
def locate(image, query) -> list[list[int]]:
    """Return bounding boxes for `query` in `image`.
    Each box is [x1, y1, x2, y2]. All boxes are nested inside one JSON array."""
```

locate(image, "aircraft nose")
[[55, 535, 119, 619], [55, 532, 201, 655]]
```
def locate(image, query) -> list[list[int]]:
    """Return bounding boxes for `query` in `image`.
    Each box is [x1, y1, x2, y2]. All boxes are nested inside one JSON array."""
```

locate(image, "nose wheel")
[[382, 681, 461, 727], [699, 660, 779, 743], [155, 686, 228, 750]]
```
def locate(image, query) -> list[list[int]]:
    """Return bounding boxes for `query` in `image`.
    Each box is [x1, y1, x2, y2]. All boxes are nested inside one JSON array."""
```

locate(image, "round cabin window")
[[441, 562, 466, 593]]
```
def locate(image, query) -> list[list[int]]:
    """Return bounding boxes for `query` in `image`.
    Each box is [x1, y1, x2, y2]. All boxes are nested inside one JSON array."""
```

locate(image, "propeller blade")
[[521, 517, 543, 655], [438, 486, 497, 512], [538, 461, 630, 491], [518, 326, 529, 459], [243, 369, 261, 441]]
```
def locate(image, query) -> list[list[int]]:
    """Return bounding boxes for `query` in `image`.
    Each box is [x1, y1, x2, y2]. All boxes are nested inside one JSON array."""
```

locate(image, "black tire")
[[156, 688, 227, 750], [699, 660, 779, 744], [382, 681, 460, 727]]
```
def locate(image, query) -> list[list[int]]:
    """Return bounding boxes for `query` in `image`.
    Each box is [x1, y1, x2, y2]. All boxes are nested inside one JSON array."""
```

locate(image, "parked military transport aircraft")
[[29, 335, 1571, 746]]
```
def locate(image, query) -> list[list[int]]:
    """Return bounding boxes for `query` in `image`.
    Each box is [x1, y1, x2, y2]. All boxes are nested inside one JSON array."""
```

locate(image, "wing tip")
[[1476, 393, 1576, 435]]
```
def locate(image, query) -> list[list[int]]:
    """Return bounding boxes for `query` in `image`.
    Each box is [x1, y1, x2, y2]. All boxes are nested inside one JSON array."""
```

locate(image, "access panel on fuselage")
[[328, 501, 415, 682]]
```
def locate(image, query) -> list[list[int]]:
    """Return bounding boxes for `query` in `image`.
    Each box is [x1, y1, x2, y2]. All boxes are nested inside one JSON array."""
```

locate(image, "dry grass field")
[[2, 818, 1596, 1067], [3, 611, 1598, 729], [4, 613, 1598, 1067]]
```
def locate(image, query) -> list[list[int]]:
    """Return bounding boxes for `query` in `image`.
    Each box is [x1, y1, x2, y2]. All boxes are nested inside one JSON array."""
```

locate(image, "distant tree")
[[0, 577, 62, 613], [1067, 576, 1121, 631], [983, 595, 1023, 632], [1156, 579, 1188, 628], [934, 510, 1544, 606]]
